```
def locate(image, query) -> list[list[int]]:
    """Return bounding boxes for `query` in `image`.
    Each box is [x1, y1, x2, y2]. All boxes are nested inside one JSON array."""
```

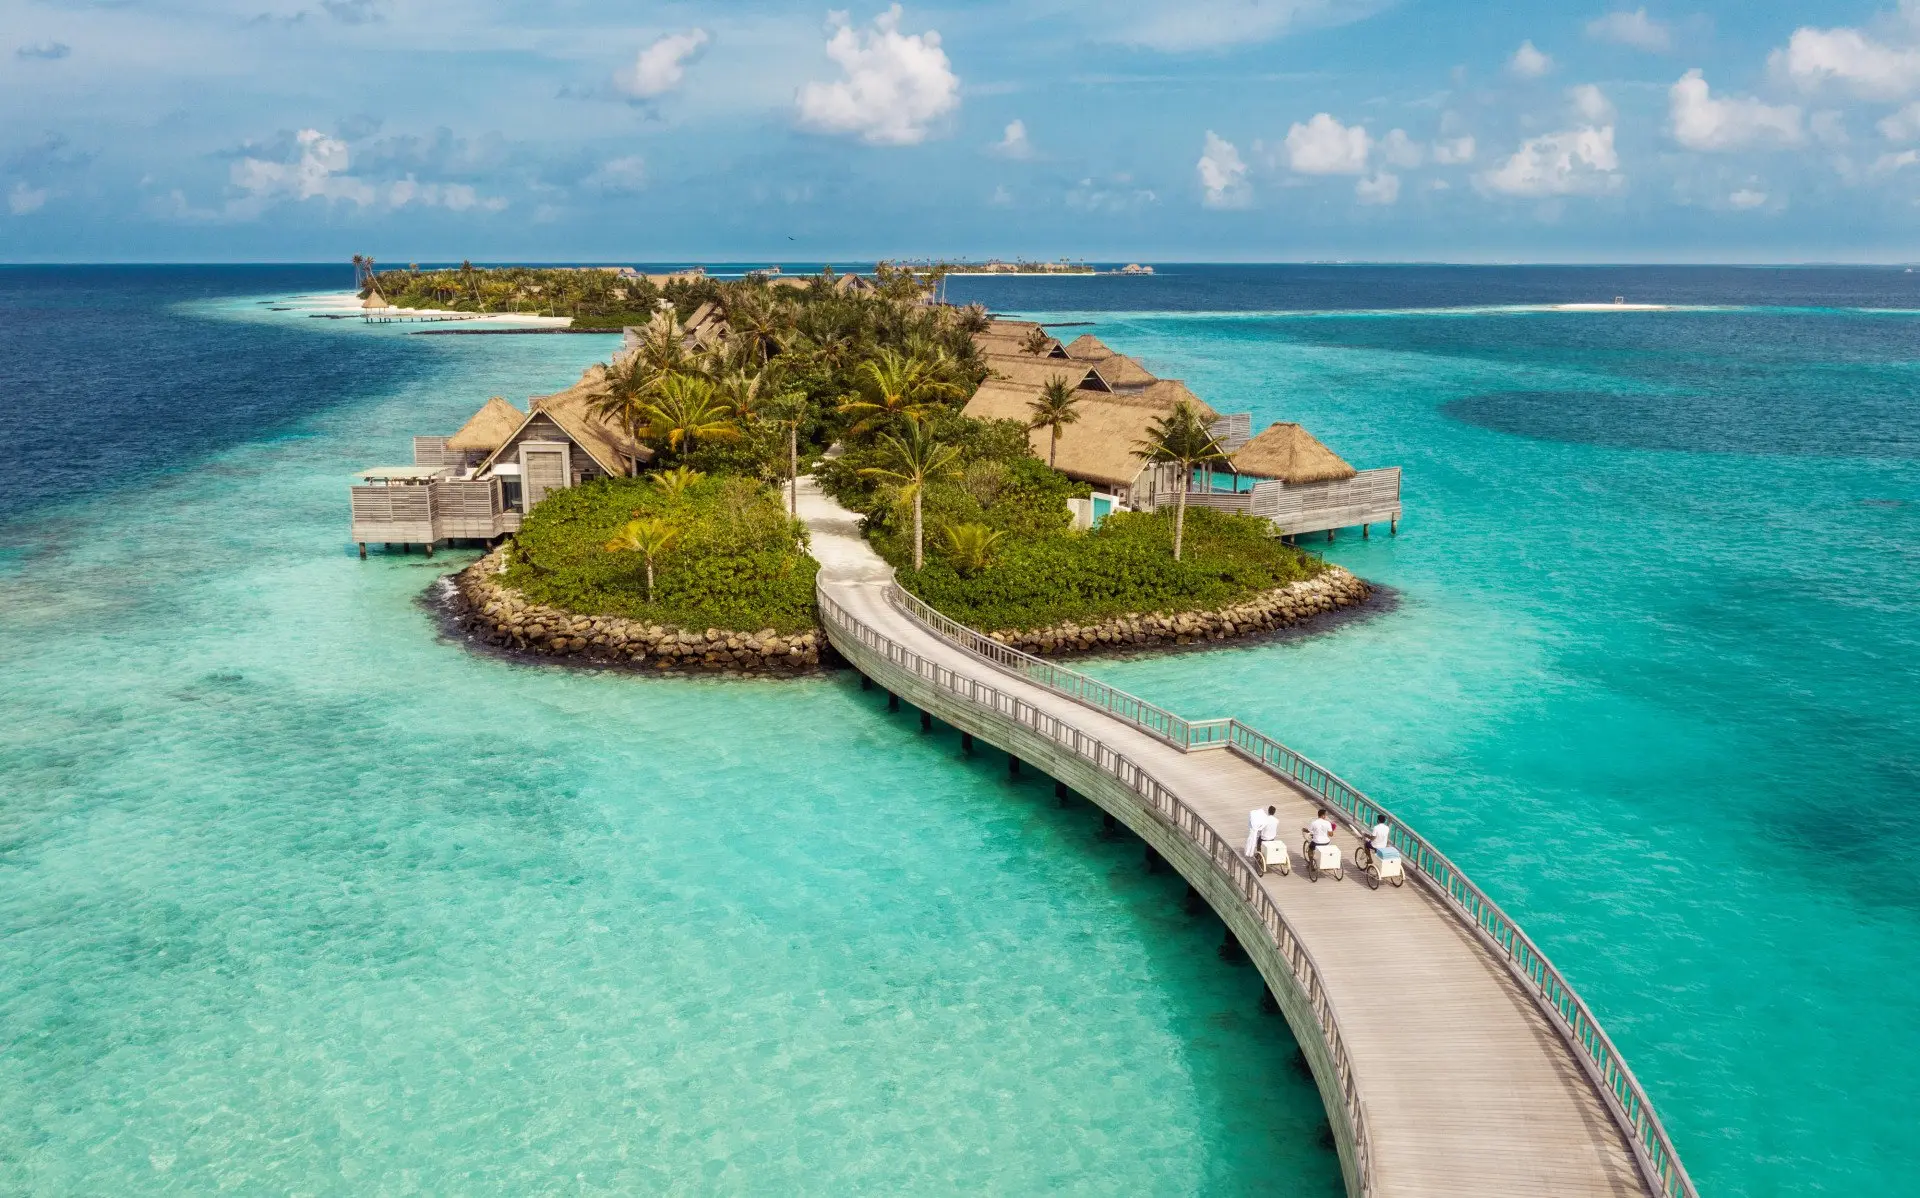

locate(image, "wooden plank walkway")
[[797, 477, 1670, 1198]]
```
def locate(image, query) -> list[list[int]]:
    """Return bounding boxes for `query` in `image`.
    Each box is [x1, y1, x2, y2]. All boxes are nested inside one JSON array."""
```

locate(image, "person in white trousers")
[[1245, 805, 1279, 857]]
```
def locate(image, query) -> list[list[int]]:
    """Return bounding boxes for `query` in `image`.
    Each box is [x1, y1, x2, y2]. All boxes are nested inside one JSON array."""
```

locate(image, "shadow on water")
[[828, 671, 1345, 1194]]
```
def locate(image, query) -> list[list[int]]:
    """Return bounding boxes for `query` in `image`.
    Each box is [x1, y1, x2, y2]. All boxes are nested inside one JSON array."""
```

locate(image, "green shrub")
[[504, 475, 818, 633], [896, 506, 1325, 630]]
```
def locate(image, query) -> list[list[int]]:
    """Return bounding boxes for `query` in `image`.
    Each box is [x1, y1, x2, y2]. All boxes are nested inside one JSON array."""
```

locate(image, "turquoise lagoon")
[[5, 267, 1919, 1195], [0, 288, 1335, 1195]]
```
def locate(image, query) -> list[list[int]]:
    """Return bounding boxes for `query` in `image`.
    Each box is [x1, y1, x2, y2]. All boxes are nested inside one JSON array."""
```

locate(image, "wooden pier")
[[798, 477, 1692, 1198]]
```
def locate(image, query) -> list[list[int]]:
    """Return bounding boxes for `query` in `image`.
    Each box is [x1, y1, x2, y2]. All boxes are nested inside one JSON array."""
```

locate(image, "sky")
[[5, 0, 1920, 262]]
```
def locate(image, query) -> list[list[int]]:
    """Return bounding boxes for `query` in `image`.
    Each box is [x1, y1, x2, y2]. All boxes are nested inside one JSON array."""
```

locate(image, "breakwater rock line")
[[446, 549, 823, 672], [980, 567, 1372, 657]]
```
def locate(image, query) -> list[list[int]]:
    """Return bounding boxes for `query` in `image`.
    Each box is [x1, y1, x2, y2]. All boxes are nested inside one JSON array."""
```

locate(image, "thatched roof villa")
[[1230, 422, 1357, 485], [964, 324, 1403, 536], [350, 365, 650, 556]]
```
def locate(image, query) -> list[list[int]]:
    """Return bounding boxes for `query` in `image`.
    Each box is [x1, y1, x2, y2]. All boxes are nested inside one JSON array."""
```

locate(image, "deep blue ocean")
[[2, 265, 1917, 1194]]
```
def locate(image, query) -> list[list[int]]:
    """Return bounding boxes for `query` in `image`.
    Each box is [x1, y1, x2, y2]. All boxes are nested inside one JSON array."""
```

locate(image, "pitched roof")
[[1231, 422, 1357, 483], [1063, 333, 1111, 358], [961, 377, 1218, 489], [1090, 353, 1156, 388], [362, 290, 393, 310], [975, 331, 1068, 358], [446, 396, 525, 453], [477, 364, 653, 477], [981, 353, 1111, 391]]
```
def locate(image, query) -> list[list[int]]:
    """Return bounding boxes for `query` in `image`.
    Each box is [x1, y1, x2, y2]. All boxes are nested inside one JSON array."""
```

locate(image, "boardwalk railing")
[[880, 582, 1695, 1198], [819, 588, 1377, 1197]]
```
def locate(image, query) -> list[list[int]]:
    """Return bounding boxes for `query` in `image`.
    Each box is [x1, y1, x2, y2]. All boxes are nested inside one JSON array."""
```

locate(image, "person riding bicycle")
[[1355, 817, 1393, 869], [1304, 809, 1335, 859]]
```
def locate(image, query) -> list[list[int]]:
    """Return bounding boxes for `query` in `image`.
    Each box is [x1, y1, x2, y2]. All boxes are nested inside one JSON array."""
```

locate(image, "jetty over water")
[[798, 477, 1692, 1198]]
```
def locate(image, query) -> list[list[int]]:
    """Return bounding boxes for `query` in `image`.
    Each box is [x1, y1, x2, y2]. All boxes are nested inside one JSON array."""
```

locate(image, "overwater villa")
[[967, 321, 1402, 537], [348, 366, 650, 556]]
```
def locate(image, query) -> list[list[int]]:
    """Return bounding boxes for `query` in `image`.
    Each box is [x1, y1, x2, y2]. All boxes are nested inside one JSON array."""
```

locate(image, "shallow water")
[[0, 272, 1338, 1194], [998, 294, 1918, 1194]]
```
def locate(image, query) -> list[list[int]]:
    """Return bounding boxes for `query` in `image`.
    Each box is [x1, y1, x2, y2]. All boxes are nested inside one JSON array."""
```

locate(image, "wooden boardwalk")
[[797, 478, 1690, 1198]]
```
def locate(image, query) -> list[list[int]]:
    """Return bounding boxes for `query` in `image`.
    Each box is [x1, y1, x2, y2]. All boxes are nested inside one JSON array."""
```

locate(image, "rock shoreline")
[[445, 548, 823, 672], [442, 549, 1370, 674], [978, 566, 1372, 657]]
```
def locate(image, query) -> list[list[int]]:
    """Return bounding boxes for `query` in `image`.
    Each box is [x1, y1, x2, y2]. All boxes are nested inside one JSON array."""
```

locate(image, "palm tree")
[[713, 367, 770, 426], [603, 516, 680, 601], [1134, 400, 1231, 562], [861, 425, 962, 570], [837, 349, 965, 436], [1020, 326, 1052, 356], [651, 465, 706, 498], [724, 289, 789, 366], [938, 521, 1006, 575], [645, 374, 740, 457], [1027, 377, 1082, 468], [761, 386, 811, 516]]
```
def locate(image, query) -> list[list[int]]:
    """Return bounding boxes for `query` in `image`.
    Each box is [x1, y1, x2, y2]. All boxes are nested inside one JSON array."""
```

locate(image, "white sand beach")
[[292, 291, 574, 326]]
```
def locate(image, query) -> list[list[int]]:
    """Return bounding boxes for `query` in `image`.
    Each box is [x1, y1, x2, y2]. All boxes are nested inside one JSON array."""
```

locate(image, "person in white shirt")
[[1245, 805, 1278, 857], [1359, 818, 1393, 867], [1305, 809, 1334, 856]]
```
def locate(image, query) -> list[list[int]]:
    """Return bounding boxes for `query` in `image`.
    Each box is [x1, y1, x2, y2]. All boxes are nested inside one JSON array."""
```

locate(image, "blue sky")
[[5, 0, 1920, 262]]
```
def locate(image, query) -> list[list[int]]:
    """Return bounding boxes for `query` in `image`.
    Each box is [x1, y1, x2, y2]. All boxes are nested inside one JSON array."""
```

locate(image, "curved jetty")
[[798, 476, 1693, 1198]]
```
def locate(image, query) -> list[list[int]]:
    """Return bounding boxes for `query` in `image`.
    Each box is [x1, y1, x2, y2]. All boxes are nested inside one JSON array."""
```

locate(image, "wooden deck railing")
[[879, 581, 1695, 1198], [819, 587, 1377, 1197]]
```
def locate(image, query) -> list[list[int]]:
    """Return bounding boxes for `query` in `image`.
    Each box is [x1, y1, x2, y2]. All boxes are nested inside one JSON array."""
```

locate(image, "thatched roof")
[[478, 365, 653, 477], [986, 318, 1041, 337], [982, 353, 1111, 392], [1063, 333, 1111, 358], [446, 397, 525, 453], [1231, 422, 1357, 483], [1090, 354, 1156, 389], [362, 290, 392, 310], [976, 331, 1067, 358], [961, 378, 1218, 489]]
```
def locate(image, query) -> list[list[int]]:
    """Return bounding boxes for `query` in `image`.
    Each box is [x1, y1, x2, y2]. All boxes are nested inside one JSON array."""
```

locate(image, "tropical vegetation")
[[410, 261, 1322, 639]]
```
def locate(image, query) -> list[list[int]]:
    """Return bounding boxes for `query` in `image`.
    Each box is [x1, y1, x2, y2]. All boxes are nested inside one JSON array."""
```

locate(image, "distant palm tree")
[[1134, 400, 1231, 562], [604, 516, 680, 601], [837, 349, 965, 436], [724, 289, 789, 365], [938, 521, 1006, 575], [861, 425, 963, 570], [646, 374, 740, 457], [1027, 377, 1082, 468], [650, 465, 706, 498], [1020, 326, 1052, 356]]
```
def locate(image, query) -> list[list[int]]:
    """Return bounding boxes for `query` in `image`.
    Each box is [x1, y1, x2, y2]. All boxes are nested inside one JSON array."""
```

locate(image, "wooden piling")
[[960, 732, 973, 755], [920, 710, 932, 732], [887, 691, 898, 712], [1008, 754, 1021, 777]]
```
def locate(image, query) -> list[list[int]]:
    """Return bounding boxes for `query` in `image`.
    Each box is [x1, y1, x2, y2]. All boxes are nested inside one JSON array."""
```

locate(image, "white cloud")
[[1873, 148, 1920, 172], [228, 128, 504, 215], [616, 29, 709, 100], [989, 184, 1013, 205], [1669, 70, 1803, 151], [1067, 174, 1157, 211], [9, 183, 49, 215], [1432, 134, 1476, 164], [1586, 9, 1671, 53], [1197, 130, 1251, 207], [1881, 101, 1920, 140], [586, 155, 647, 194], [1285, 113, 1370, 174], [1380, 128, 1424, 168], [1570, 84, 1616, 124], [795, 6, 960, 146], [991, 119, 1033, 159], [1108, 0, 1394, 53], [1479, 124, 1620, 196], [1773, 19, 1920, 100], [1510, 40, 1553, 78], [1728, 187, 1768, 208], [1356, 171, 1400, 204]]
